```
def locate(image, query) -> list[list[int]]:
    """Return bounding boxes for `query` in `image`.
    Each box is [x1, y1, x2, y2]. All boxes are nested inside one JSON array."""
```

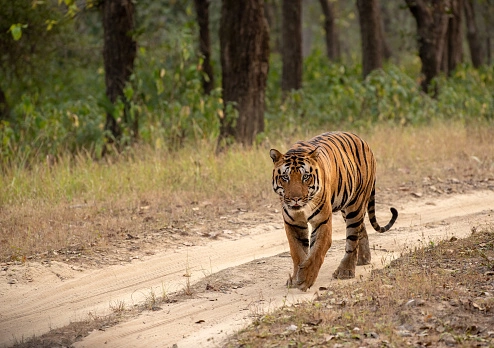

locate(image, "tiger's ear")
[[308, 146, 320, 160], [270, 149, 283, 163]]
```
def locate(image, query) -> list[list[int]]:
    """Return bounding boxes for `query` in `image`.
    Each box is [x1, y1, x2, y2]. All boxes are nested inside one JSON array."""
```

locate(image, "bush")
[[1, 40, 493, 168]]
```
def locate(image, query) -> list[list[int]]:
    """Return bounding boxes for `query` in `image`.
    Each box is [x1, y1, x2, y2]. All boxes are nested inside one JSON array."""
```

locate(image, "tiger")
[[270, 131, 398, 291]]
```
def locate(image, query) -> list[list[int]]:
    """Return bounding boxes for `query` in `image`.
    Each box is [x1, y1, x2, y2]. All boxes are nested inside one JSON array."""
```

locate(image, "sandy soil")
[[1, 190, 493, 348]]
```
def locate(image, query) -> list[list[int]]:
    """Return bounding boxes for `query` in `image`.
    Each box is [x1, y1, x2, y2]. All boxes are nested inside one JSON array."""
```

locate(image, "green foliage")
[[435, 64, 494, 121], [0, 0, 71, 102], [8, 23, 28, 40], [1, 96, 105, 164], [265, 51, 494, 137], [1, 0, 494, 168], [126, 14, 223, 150]]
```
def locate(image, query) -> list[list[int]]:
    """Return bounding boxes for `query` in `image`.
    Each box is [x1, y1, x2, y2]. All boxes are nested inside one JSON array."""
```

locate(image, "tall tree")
[[0, 88, 9, 121], [102, 0, 137, 145], [219, 0, 270, 147], [264, 0, 282, 54], [282, 0, 302, 92], [485, 1, 493, 64], [356, 0, 384, 78], [464, 0, 484, 68], [405, 0, 449, 94], [319, 0, 340, 61], [379, 2, 392, 60], [194, 0, 214, 95], [442, 0, 463, 75]]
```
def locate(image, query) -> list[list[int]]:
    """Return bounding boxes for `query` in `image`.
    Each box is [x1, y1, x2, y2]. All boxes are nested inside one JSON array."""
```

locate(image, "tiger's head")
[[270, 147, 320, 211]]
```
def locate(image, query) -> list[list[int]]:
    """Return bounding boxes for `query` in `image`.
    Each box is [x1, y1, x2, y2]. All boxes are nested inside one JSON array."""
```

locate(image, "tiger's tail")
[[367, 186, 398, 233]]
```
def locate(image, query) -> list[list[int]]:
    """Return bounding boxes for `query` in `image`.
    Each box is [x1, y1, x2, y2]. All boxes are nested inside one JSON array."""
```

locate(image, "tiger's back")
[[292, 132, 376, 214]]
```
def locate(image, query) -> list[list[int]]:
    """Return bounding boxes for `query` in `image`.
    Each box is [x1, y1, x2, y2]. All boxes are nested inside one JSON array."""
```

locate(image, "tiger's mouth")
[[286, 200, 306, 210]]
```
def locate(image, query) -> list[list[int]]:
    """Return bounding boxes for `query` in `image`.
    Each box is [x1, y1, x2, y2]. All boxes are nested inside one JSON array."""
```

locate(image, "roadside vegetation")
[[1, 58, 494, 263], [224, 226, 494, 348], [2, 61, 494, 262]]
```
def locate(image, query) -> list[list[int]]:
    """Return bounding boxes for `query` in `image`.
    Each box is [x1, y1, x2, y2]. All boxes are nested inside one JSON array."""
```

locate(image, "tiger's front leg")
[[296, 217, 333, 291], [283, 220, 309, 288]]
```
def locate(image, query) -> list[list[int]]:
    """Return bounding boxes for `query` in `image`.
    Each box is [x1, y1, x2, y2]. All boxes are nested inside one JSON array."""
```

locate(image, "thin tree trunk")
[[356, 0, 384, 78], [264, 0, 281, 54], [219, 0, 270, 147], [379, 2, 392, 60], [194, 0, 214, 95], [405, 0, 449, 95], [282, 0, 302, 91], [319, 0, 340, 61], [483, 0, 493, 64], [442, 0, 463, 75], [0, 87, 9, 121], [464, 0, 484, 68], [102, 0, 137, 144], [487, 37, 492, 65]]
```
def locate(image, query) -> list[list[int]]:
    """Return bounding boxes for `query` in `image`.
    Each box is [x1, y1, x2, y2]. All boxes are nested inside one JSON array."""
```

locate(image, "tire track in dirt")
[[1, 191, 493, 348], [0, 226, 290, 346]]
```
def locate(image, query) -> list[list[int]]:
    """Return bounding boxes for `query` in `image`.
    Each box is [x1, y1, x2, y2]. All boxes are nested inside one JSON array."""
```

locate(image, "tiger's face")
[[270, 148, 320, 210]]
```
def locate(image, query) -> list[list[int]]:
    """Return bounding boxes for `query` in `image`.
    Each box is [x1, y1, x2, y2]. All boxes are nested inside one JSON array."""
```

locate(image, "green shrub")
[[1, 43, 493, 168]]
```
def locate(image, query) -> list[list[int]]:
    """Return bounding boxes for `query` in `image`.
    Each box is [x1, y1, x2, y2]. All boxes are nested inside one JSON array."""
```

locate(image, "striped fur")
[[270, 132, 398, 291]]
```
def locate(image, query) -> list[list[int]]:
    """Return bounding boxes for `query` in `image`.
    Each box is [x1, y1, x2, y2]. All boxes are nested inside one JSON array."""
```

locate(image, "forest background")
[[1, 0, 493, 164]]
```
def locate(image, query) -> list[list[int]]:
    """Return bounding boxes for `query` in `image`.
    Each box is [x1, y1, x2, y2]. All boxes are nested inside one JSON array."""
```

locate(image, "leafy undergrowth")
[[225, 227, 494, 348]]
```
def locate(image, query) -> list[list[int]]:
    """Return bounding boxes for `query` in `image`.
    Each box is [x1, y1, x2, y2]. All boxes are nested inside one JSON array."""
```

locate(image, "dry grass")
[[369, 121, 494, 187], [224, 226, 494, 348], [3, 120, 494, 348], [0, 141, 272, 263], [1, 121, 493, 264]]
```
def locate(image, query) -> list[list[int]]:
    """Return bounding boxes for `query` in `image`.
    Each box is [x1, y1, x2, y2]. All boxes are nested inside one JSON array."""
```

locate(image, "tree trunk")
[[442, 0, 463, 75], [194, 0, 214, 95], [483, 0, 493, 65], [264, 0, 282, 54], [464, 0, 484, 68], [379, 2, 392, 60], [102, 0, 137, 143], [405, 0, 449, 95], [319, 0, 340, 61], [282, 0, 302, 91], [219, 0, 270, 147], [0, 87, 9, 121], [356, 0, 384, 78], [487, 37, 492, 65]]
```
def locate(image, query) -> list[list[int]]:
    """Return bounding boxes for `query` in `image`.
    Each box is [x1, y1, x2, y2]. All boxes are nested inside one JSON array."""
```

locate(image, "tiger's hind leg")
[[357, 224, 371, 265], [333, 209, 367, 279]]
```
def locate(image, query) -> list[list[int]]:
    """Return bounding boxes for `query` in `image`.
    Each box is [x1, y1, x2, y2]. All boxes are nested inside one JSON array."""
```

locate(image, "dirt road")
[[1, 190, 493, 348]]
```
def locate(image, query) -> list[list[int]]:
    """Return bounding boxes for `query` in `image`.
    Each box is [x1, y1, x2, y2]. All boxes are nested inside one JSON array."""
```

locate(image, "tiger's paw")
[[332, 266, 355, 279], [357, 252, 371, 266], [295, 260, 319, 291]]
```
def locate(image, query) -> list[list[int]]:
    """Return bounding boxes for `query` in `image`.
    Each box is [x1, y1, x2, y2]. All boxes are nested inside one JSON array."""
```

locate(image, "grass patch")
[[1, 121, 493, 263], [224, 226, 494, 348]]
